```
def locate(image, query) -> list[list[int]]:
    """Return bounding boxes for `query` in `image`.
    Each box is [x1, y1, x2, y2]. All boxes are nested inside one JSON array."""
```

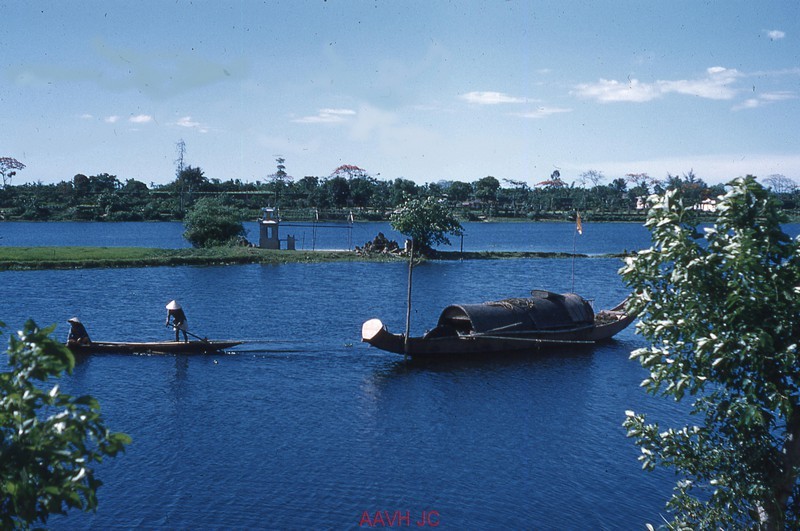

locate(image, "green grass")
[[0, 246, 624, 271], [0, 246, 404, 270]]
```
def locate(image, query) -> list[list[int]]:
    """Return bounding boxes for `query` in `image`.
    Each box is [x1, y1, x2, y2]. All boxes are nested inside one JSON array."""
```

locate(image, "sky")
[[2, 0, 799, 188]]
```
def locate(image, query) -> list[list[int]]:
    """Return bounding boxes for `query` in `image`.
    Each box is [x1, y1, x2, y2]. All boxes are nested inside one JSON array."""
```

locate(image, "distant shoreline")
[[0, 246, 629, 271], [0, 218, 650, 223]]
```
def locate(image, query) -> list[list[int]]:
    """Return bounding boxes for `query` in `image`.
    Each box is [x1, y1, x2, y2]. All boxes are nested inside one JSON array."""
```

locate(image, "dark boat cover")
[[436, 291, 594, 335]]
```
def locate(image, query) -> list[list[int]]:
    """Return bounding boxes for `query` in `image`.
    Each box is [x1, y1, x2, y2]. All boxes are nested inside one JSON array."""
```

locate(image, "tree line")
[[1, 155, 798, 222]]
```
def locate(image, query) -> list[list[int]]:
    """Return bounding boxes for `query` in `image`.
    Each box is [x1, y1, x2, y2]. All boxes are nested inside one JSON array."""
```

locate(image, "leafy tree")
[[0, 320, 130, 529], [88, 173, 120, 194], [267, 158, 292, 206], [579, 169, 605, 188], [349, 176, 376, 208], [183, 196, 247, 247], [390, 178, 418, 205], [390, 195, 463, 256], [292, 176, 321, 208], [620, 176, 800, 529], [326, 176, 350, 208], [275, 157, 288, 181], [662, 170, 708, 207], [763, 174, 798, 195], [330, 164, 368, 180], [446, 181, 472, 203], [73, 174, 90, 196], [0, 157, 25, 188], [177, 166, 207, 193], [610, 177, 627, 193], [122, 179, 149, 196], [474, 175, 501, 202]]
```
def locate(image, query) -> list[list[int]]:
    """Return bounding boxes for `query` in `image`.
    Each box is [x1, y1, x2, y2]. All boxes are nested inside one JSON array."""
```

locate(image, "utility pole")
[[175, 139, 187, 212], [175, 139, 186, 176]]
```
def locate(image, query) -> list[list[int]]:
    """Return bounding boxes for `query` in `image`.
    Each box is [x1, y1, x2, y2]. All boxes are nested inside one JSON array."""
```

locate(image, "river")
[[0, 220, 761, 529], [0, 220, 655, 255]]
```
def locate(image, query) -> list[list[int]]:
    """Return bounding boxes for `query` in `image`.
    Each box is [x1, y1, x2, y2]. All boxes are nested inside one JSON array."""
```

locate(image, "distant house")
[[694, 198, 717, 212], [636, 196, 716, 212]]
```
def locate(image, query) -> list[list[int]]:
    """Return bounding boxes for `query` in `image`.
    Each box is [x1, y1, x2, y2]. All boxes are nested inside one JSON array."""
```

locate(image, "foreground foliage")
[[0, 320, 131, 529], [621, 176, 800, 529]]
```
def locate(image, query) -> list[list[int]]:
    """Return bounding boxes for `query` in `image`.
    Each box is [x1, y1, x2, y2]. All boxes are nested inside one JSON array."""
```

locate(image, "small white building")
[[258, 208, 280, 249], [258, 208, 295, 250]]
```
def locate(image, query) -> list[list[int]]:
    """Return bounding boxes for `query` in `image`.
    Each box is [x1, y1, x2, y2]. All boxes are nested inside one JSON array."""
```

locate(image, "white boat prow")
[[361, 318, 386, 342]]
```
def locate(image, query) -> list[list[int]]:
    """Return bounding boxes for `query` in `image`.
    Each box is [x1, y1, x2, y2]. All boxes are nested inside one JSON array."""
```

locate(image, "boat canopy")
[[436, 291, 594, 335]]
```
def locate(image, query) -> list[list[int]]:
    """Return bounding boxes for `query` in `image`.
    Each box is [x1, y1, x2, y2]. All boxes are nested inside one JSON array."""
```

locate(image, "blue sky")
[[2, 1, 799, 187]]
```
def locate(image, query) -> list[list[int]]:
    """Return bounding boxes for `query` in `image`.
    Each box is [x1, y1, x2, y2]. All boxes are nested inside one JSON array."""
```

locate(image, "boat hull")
[[69, 340, 242, 355], [361, 301, 636, 360]]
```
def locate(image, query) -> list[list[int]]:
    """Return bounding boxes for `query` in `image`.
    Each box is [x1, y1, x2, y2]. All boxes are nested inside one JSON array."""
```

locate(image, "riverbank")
[[0, 247, 394, 270], [0, 246, 625, 271]]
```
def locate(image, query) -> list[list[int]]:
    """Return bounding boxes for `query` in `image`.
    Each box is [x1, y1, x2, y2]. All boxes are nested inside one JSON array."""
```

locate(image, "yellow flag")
[[576, 212, 583, 235]]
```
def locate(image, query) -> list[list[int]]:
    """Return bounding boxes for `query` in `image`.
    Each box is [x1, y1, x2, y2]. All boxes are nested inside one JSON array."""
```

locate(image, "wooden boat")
[[69, 340, 243, 355], [361, 290, 635, 360]]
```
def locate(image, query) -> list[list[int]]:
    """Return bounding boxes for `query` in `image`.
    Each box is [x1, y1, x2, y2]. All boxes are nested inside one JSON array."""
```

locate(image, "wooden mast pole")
[[404, 239, 414, 361], [571, 225, 576, 293], [571, 211, 581, 293]]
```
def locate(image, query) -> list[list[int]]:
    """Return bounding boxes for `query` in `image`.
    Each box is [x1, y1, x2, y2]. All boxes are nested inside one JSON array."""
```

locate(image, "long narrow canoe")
[[69, 340, 242, 355]]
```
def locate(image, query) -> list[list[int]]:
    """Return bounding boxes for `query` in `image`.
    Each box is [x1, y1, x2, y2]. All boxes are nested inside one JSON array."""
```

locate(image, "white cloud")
[[293, 108, 356, 124], [515, 106, 572, 119], [105, 115, 120, 123], [733, 90, 797, 111], [660, 66, 740, 100], [176, 116, 199, 128], [129, 114, 153, 124], [733, 98, 761, 111], [174, 116, 208, 133], [460, 91, 528, 105], [574, 66, 741, 103], [572, 78, 660, 103], [761, 91, 796, 102], [767, 29, 786, 41], [80, 113, 93, 120]]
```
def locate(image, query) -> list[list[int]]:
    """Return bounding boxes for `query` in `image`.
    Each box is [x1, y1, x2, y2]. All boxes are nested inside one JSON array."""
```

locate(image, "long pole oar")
[[166, 323, 209, 343]]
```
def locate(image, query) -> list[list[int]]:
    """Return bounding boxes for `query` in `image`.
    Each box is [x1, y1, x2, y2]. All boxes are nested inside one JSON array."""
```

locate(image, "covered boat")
[[69, 340, 242, 355], [362, 290, 635, 360]]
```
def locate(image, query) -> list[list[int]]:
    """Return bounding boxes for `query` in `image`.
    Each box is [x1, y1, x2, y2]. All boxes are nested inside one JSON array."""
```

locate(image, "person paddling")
[[165, 300, 189, 342], [67, 317, 91, 346]]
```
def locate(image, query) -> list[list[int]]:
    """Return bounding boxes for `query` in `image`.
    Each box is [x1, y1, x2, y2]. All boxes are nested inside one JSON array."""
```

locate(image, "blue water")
[[0, 222, 705, 529], [3, 220, 799, 255], [0, 220, 655, 255]]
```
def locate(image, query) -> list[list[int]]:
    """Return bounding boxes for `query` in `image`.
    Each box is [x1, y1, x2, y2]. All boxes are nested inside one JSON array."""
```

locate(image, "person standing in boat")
[[165, 300, 189, 342], [67, 317, 91, 346]]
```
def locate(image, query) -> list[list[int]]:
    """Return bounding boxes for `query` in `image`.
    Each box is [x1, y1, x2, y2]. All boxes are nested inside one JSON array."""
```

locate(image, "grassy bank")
[[0, 246, 403, 270], [0, 246, 623, 271]]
